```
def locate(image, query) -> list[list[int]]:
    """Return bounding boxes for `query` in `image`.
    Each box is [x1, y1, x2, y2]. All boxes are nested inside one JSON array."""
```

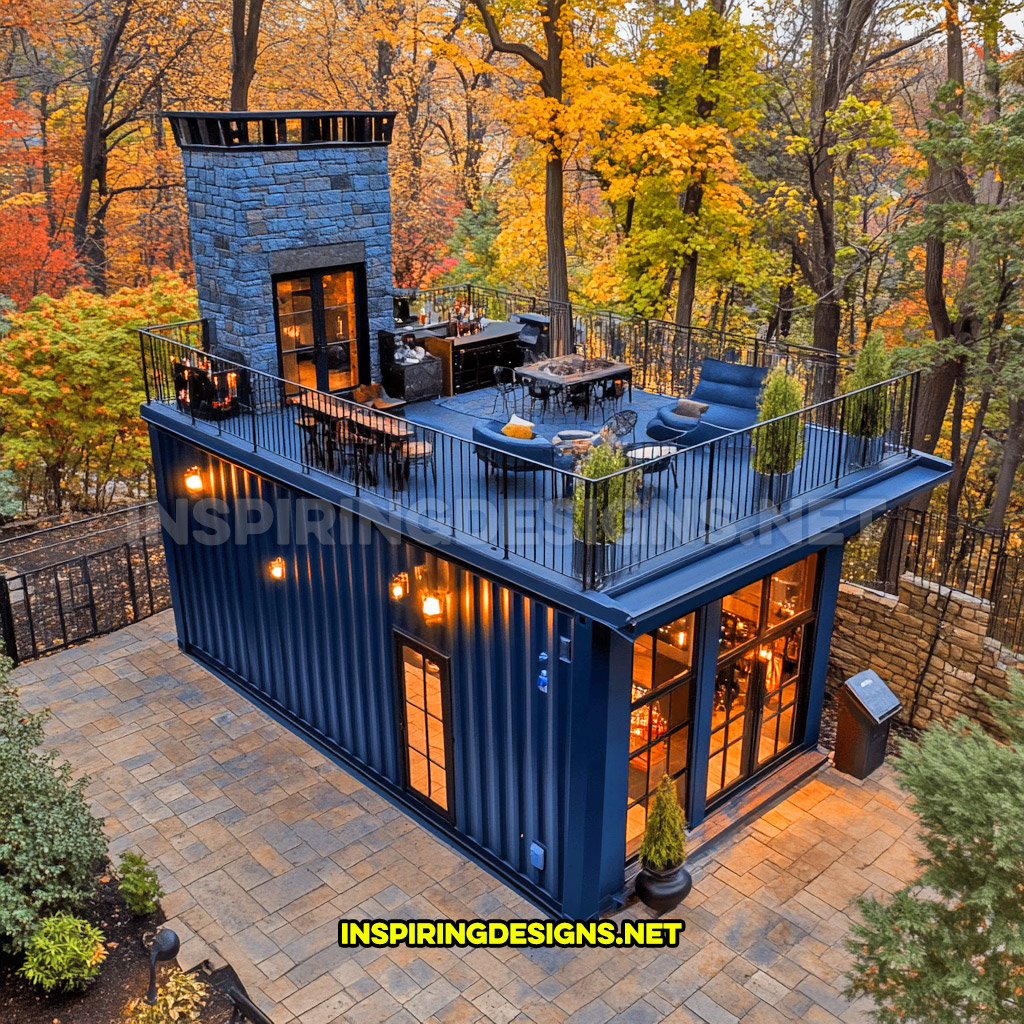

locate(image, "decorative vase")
[[635, 861, 692, 913]]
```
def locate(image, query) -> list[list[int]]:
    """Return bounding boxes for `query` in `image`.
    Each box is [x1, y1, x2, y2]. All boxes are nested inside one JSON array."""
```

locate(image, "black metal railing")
[[841, 507, 1024, 656], [140, 324, 916, 591], [167, 110, 396, 151], [0, 503, 169, 663], [396, 284, 847, 402]]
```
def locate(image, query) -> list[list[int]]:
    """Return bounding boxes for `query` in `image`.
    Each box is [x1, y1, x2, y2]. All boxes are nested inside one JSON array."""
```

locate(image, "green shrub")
[[18, 913, 106, 992], [125, 968, 209, 1024], [751, 367, 805, 476], [572, 438, 641, 544], [118, 852, 164, 916], [846, 673, 1024, 1023], [0, 663, 107, 952], [844, 331, 892, 438], [639, 774, 687, 870]]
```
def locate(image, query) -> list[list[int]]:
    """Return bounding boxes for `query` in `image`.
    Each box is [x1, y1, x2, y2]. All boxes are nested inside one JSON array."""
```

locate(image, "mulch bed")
[[0, 868, 234, 1024]]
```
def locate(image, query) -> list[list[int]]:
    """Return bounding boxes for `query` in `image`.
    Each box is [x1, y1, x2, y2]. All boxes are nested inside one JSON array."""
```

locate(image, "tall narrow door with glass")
[[394, 635, 454, 822], [274, 268, 363, 394]]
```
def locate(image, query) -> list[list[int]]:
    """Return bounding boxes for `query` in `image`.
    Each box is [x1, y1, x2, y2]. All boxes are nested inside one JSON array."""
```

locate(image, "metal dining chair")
[[564, 382, 592, 422], [526, 379, 555, 421], [602, 409, 638, 443], [492, 366, 519, 416]]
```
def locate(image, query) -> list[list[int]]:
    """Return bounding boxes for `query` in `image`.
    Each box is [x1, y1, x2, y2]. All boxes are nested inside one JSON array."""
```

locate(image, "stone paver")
[[11, 612, 925, 1024]]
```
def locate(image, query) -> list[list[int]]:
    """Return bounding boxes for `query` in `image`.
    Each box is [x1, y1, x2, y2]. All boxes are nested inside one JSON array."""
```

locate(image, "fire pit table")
[[515, 355, 632, 421]]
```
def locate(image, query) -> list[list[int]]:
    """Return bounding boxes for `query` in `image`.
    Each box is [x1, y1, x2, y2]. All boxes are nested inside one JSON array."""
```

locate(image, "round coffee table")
[[624, 443, 681, 489], [552, 429, 597, 456]]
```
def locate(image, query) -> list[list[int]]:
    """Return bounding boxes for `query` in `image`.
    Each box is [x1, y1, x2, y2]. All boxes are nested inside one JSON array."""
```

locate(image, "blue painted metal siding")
[[150, 427, 573, 909]]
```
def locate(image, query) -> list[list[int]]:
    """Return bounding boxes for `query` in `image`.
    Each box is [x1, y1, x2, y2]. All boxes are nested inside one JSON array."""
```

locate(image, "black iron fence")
[[140, 324, 916, 591], [841, 508, 1024, 656], [396, 284, 847, 402], [0, 503, 170, 664]]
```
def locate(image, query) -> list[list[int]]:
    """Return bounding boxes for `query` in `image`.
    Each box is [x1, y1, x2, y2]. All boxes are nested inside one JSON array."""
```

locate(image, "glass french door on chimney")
[[273, 267, 364, 395]]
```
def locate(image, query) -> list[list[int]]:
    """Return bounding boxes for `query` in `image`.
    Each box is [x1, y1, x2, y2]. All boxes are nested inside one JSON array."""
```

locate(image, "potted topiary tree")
[[750, 367, 804, 508], [635, 774, 691, 913], [843, 331, 891, 469], [571, 438, 641, 586]]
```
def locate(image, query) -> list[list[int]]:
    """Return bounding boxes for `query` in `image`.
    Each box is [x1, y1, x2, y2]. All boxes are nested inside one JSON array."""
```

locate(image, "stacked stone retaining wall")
[[829, 572, 1023, 733]]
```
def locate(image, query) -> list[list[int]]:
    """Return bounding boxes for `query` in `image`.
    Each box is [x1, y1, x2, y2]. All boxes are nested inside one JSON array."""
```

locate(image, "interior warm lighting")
[[676, 630, 687, 647], [758, 645, 772, 661], [268, 557, 286, 581], [421, 594, 443, 622], [183, 467, 203, 494], [390, 572, 409, 601]]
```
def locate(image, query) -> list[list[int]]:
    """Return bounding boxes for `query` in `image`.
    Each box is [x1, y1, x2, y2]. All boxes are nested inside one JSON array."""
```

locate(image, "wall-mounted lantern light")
[[268, 556, 287, 581], [183, 466, 203, 494], [390, 572, 409, 601], [421, 593, 443, 623]]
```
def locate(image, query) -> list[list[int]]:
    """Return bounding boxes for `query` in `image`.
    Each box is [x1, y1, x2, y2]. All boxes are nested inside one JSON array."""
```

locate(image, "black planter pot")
[[846, 434, 884, 471], [753, 470, 794, 509], [571, 537, 617, 587], [635, 861, 693, 914]]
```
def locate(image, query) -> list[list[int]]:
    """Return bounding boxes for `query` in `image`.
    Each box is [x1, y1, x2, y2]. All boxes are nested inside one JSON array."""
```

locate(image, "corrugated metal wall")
[[151, 429, 573, 907]]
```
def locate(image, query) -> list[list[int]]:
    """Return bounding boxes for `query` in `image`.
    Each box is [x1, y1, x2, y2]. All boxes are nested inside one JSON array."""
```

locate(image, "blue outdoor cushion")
[[472, 421, 554, 470]]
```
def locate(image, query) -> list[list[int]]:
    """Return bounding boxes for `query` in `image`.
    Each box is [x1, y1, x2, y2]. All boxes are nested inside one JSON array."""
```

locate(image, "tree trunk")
[[73, 1, 131, 293], [986, 399, 1024, 530], [877, 9, 968, 587], [229, 0, 264, 111], [671, 3, 722, 331]]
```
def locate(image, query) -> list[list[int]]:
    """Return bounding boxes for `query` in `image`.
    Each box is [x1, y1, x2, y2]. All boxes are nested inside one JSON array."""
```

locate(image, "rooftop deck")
[[140, 321, 930, 597]]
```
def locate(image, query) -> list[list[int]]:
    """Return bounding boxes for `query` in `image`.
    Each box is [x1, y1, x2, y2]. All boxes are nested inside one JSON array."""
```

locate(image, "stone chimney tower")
[[168, 110, 396, 387]]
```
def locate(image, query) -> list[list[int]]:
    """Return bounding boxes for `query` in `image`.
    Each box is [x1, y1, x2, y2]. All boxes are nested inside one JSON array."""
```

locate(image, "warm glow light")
[[421, 594, 442, 621], [758, 645, 772, 661], [183, 467, 203, 494], [268, 557, 286, 581], [676, 630, 687, 647], [390, 572, 408, 601]]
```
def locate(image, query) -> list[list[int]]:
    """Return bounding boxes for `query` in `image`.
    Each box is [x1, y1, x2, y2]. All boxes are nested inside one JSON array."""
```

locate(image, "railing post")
[[835, 393, 846, 488], [139, 332, 151, 404], [502, 466, 510, 560], [906, 369, 921, 455], [0, 576, 19, 665], [580, 478, 592, 590], [703, 443, 715, 544]]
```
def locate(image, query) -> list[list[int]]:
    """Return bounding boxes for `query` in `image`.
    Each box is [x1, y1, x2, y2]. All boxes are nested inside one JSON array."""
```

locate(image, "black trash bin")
[[834, 669, 901, 779]]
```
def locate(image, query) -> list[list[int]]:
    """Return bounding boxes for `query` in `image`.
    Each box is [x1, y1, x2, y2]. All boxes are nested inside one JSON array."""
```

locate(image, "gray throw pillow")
[[674, 398, 709, 418]]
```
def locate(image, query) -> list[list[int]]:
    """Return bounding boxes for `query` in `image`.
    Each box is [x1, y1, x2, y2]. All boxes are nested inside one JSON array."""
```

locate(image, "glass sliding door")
[[706, 553, 819, 807], [395, 635, 454, 821], [274, 266, 364, 395]]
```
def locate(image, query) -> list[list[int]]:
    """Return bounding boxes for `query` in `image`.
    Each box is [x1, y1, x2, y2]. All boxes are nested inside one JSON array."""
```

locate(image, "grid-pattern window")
[[399, 642, 450, 815], [627, 613, 695, 858]]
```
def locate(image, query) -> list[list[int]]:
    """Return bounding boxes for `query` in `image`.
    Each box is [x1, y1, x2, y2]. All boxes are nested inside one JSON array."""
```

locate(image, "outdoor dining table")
[[515, 355, 632, 420], [293, 391, 416, 486]]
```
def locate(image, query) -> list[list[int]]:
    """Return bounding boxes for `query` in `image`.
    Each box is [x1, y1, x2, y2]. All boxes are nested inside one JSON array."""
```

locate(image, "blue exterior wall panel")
[[150, 427, 580, 912]]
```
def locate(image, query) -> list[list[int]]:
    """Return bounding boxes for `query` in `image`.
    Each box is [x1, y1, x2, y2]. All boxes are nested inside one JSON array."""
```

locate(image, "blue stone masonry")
[[180, 145, 393, 378]]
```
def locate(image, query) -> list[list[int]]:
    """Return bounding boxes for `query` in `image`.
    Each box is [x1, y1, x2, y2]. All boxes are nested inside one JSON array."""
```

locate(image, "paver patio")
[[10, 611, 924, 1024]]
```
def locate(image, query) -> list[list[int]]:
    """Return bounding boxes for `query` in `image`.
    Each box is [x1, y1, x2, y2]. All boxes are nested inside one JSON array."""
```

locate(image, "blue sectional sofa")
[[646, 359, 770, 445], [472, 421, 556, 491]]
